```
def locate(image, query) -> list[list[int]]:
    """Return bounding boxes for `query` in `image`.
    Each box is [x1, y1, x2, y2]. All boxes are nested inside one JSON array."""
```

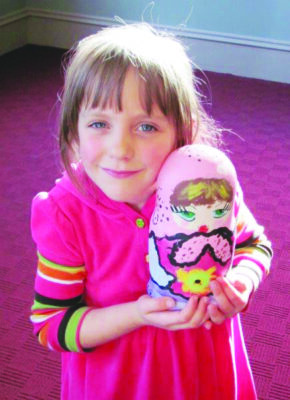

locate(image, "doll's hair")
[[58, 23, 221, 177], [170, 178, 233, 207]]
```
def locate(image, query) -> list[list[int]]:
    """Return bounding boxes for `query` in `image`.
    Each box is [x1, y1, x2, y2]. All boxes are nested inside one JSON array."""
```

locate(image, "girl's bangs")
[[79, 56, 192, 147], [82, 59, 129, 111], [140, 69, 192, 146], [80, 58, 183, 126]]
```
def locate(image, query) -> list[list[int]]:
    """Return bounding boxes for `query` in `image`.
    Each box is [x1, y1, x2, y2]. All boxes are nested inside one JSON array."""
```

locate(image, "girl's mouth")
[[101, 167, 142, 179]]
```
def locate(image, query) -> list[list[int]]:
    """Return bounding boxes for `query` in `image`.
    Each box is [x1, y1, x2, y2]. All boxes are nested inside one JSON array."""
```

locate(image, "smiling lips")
[[101, 167, 142, 179]]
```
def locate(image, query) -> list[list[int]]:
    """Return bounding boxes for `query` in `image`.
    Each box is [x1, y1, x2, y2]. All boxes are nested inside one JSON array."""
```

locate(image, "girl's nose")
[[108, 128, 133, 160]]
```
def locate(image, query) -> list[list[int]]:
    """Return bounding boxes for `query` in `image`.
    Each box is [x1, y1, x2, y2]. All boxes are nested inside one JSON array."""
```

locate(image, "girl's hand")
[[136, 294, 210, 331], [207, 275, 254, 325]]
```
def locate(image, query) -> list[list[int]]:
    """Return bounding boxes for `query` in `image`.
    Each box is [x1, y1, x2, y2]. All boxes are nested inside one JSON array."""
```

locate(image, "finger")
[[209, 280, 235, 316], [149, 303, 204, 328], [217, 278, 246, 312], [140, 296, 200, 328], [176, 296, 200, 324], [204, 320, 212, 330], [207, 304, 226, 325], [163, 296, 200, 330], [232, 280, 247, 293], [139, 295, 175, 314], [179, 296, 209, 328], [194, 296, 210, 324], [197, 298, 212, 327]]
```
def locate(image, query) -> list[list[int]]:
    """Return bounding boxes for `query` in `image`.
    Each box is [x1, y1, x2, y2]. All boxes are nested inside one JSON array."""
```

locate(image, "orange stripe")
[[32, 308, 66, 317], [38, 260, 86, 281], [39, 323, 49, 347], [235, 248, 255, 255]]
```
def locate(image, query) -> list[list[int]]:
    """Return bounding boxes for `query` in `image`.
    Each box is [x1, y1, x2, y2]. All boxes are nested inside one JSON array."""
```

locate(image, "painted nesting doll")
[[147, 144, 238, 309]]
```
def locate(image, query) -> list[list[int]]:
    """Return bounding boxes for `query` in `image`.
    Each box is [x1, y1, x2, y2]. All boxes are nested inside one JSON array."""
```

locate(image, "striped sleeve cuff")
[[228, 261, 263, 291], [58, 305, 94, 352], [31, 252, 94, 352]]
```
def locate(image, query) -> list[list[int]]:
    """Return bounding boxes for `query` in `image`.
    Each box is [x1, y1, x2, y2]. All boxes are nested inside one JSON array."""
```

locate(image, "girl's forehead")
[[82, 68, 166, 117]]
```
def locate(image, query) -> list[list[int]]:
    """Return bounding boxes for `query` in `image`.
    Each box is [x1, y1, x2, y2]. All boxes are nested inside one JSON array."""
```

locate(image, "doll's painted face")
[[171, 199, 232, 233], [169, 178, 234, 233]]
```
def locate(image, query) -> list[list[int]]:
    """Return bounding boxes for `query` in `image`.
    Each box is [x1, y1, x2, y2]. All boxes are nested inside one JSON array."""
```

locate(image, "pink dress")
[[30, 164, 272, 400]]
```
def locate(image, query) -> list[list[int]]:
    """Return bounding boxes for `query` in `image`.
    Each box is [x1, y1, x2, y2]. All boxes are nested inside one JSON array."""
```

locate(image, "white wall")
[[1, 0, 289, 83], [0, 0, 27, 54], [22, 0, 290, 42]]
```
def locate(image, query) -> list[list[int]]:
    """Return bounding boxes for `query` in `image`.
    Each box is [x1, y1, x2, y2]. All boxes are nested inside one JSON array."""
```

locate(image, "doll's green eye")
[[179, 211, 196, 221], [213, 209, 227, 218]]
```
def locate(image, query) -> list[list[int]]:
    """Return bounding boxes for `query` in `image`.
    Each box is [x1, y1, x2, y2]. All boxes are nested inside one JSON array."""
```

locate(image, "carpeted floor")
[[0, 45, 289, 400]]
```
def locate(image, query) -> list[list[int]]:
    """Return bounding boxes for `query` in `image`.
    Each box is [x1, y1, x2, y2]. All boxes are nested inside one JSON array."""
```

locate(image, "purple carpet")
[[0, 46, 289, 400]]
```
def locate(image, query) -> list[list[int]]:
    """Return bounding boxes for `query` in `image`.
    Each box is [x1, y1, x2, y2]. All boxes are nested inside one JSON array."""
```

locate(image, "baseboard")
[[0, 9, 29, 55], [1, 8, 289, 83]]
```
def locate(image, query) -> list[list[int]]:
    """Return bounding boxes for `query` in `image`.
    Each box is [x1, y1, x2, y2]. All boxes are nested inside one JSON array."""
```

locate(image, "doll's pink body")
[[148, 144, 237, 307]]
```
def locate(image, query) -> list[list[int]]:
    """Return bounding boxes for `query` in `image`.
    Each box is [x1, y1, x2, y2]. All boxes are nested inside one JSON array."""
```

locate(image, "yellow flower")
[[176, 267, 217, 295]]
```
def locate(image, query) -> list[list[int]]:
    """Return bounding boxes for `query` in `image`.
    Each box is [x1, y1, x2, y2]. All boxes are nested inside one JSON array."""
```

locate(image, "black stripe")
[[258, 244, 273, 257], [235, 239, 272, 258], [35, 292, 82, 307], [58, 303, 86, 351], [235, 234, 258, 249]]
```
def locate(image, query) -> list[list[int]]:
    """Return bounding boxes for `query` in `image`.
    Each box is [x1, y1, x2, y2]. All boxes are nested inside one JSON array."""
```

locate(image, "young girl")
[[30, 23, 272, 400]]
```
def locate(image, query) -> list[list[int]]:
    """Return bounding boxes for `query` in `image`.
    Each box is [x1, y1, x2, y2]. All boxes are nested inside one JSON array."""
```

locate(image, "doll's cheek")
[[172, 214, 197, 231]]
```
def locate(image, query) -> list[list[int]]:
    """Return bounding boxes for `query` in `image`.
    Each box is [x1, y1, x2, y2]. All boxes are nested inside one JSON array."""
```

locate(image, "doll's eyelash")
[[223, 203, 231, 211], [170, 205, 187, 213]]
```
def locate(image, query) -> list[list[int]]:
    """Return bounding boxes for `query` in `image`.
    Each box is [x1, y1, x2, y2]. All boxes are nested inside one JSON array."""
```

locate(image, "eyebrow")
[[214, 201, 230, 209], [81, 108, 169, 123]]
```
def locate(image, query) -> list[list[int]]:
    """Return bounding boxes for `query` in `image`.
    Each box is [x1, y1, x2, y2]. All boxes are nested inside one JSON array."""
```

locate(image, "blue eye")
[[90, 121, 107, 129], [138, 124, 156, 133]]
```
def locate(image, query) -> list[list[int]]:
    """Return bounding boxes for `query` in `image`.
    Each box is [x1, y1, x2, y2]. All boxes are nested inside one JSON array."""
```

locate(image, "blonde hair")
[[170, 179, 233, 206], [58, 23, 221, 176]]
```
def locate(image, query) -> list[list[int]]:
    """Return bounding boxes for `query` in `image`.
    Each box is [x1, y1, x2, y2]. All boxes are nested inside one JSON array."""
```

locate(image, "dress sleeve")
[[230, 183, 273, 290], [30, 191, 94, 352]]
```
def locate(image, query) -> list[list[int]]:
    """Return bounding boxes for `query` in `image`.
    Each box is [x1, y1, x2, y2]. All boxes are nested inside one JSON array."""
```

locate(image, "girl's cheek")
[[82, 140, 101, 160], [151, 147, 173, 169]]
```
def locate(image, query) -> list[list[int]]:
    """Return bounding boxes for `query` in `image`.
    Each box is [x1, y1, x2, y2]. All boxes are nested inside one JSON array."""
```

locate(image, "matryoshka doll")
[[147, 144, 238, 309]]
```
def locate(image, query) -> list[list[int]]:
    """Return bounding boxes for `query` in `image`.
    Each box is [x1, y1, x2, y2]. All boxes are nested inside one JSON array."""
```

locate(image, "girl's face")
[[76, 68, 176, 209], [172, 200, 232, 232]]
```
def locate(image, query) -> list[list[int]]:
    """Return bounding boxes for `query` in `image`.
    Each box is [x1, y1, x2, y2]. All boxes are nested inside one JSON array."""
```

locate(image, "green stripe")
[[235, 245, 271, 260], [38, 252, 84, 272], [32, 299, 64, 311], [32, 293, 83, 310], [64, 306, 89, 352]]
